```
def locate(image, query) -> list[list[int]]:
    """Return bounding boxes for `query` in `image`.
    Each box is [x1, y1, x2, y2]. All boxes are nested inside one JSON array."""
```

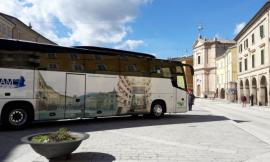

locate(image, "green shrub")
[[31, 128, 77, 143]]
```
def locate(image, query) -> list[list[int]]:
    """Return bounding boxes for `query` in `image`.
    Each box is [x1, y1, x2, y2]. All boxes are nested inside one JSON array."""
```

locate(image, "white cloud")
[[114, 39, 144, 50], [0, 0, 151, 48], [214, 33, 222, 39], [234, 22, 246, 35]]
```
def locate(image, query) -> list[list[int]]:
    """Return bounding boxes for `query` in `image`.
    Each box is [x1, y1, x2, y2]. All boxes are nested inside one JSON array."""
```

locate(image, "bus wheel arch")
[[1, 101, 34, 129], [151, 99, 166, 118]]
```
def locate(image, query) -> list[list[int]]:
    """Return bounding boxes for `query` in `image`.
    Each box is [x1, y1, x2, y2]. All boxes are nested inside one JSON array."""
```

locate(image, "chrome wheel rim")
[[153, 104, 163, 117], [9, 109, 27, 126]]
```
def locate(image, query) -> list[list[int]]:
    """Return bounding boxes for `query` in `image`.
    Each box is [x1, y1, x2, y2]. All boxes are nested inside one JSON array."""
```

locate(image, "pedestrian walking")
[[250, 94, 254, 106], [188, 90, 195, 111], [241, 95, 247, 107]]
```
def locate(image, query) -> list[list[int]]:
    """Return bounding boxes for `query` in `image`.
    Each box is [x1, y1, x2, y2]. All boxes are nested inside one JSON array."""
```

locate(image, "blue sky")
[[0, 0, 268, 59], [127, 0, 267, 58]]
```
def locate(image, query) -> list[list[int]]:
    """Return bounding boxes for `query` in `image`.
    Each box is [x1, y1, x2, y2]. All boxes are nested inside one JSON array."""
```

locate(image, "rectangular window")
[[120, 55, 128, 60], [252, 33, 255, 44], [260, 25, 265, 38], [252, 55, 255, 68], [244, 39, 249, 49], [48, 53, 56, 59], [3, 24, 6, 34], [239, 62, 242, 72], [261, 49, 265, 65], [198, 56, 201, 64], [48, 64, 58, 70], [96, 64, 107, 71], [244, 58, 248, 71], [73, 64, 83, 71], [154, 66, 161, 73], [127, 64, 137, 72], [70, 53, 78, 59], [161, 67, 171, 78], [239, 44, 242, 53], [7, 28, 12, 38], [95, 55, 102, 60]]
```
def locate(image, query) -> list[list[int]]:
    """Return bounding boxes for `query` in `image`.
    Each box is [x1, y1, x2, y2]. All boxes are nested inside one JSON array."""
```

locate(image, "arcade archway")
[[260, 76, 268, 106]]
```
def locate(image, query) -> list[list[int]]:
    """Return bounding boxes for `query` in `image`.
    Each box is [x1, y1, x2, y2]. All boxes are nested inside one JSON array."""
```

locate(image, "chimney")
[[29, 22, 32, 29]]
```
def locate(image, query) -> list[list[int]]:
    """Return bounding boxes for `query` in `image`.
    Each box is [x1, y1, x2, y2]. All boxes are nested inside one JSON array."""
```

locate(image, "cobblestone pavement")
[[1, 99, 270, 162]]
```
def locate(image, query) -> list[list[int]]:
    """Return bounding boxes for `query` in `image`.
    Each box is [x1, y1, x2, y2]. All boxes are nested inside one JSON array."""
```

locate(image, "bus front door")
[[175, 88, 187, 113], [65, 74, 86, 119]]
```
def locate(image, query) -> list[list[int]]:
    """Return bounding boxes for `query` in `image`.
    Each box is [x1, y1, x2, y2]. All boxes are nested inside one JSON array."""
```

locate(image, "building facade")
[[216, 46, 238, 101], [0, 12, 55, 45], [235, 2, 270, 106], [216, 54, 226, 99], [193, 37, 235, 98], [224, 46, 238, 102]]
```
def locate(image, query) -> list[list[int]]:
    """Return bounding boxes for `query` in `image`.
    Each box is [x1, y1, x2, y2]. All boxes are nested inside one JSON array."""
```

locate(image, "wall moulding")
[[259, 43, 265, 48]]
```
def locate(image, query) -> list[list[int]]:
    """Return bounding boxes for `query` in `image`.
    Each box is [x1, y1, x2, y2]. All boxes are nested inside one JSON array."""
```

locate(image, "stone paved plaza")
[[1, 99, 270, 162]]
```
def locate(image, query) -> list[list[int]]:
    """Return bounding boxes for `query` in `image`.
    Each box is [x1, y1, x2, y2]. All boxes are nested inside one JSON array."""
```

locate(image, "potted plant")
[[21, 128, 89, 159]]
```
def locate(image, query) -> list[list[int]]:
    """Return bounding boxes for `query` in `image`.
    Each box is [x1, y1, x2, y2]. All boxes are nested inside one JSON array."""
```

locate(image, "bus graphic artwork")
[[0, 76, 26, 88]]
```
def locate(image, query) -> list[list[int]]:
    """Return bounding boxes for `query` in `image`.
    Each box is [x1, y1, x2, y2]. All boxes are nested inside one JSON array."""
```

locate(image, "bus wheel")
[[151, 102, 164, 119], [2, 105, 31, 130]]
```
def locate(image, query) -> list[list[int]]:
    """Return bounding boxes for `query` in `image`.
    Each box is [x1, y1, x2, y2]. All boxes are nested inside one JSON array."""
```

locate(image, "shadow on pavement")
[[50, 152, 116, 162], [0, 113, 229, 161], [232, 120, 250, 123]]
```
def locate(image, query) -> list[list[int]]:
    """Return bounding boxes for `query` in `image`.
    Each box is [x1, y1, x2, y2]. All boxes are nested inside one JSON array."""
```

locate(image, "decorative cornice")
[[194, 67, 217, 72], [234, 2, 270, 41], [259, 43, 265, 48], [249, 48, 256, 53]]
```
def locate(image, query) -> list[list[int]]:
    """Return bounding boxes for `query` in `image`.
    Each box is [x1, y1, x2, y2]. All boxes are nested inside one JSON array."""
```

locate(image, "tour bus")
[[0, 39, 194, 129]]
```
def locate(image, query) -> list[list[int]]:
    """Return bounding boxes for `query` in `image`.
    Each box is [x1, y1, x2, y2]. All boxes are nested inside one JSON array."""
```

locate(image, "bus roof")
[[75, 46, 155, 58], [0, 39, 155, 59]]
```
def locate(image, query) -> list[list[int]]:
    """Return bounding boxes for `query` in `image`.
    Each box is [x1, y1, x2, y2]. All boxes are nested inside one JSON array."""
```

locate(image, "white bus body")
[[0, 68, 187, 121], [0, 39, 193, 129]]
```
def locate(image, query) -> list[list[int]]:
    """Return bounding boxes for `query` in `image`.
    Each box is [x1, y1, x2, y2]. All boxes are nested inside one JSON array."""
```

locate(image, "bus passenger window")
[[73, 64, 83, 71], [154, 66, 161, 73], [176, 66, 183, 74], [70, 53, 79, 59], [48, 53, 56, 59], [95, 55, 103, 60], [161, 68, 171, 78], [96, 64, 107, 71], [127, 64, 137, 72], [48, 64, 58, 70]]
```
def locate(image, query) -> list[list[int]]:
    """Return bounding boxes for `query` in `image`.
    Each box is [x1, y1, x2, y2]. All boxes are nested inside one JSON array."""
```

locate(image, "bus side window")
[[150, 60, 163, 78], [120, 56, 149, 77], [161, 68, 171, 78], [176, 66, 183, 74], [0, 51, 37, 70], [84, 54, 119, 75]]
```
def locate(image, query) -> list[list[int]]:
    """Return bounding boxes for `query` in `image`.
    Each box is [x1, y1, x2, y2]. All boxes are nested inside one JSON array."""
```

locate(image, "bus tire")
[[1, 103, 33, 130], [151, 101, 165, 119]]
